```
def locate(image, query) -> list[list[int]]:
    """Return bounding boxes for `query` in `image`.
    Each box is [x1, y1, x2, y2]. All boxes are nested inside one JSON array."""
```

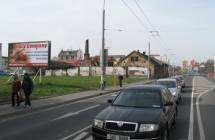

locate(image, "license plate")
[[107, 134, 130, 140]]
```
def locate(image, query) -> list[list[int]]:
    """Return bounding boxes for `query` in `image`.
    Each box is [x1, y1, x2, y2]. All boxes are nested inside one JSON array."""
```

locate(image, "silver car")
[[156, 78, 181, 104]]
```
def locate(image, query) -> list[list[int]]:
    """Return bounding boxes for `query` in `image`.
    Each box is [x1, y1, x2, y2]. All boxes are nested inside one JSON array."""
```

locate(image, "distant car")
[[92, 85, 177, 140], [156, 78, 181, 104], [0, 70, 8, 76], [9, 70, 24, 76], [169, 77, 182, 93], [8, 69, 34, 76], [176, 76, 185, 88], [9, 72, 20, 76]]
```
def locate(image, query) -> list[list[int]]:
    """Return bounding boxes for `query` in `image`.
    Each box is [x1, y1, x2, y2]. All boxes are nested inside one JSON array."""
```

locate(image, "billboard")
[[0, 43, 2, 69], [8, 41, 51, 67], [128, 67, 148, 76]]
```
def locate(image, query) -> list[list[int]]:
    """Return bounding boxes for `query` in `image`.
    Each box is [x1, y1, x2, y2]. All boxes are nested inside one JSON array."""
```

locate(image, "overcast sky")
[[0, 0, 215, 65]]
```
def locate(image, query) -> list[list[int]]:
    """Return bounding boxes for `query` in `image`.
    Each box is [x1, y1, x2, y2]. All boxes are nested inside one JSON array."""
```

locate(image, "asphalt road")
[[0, 76, 215, 140]]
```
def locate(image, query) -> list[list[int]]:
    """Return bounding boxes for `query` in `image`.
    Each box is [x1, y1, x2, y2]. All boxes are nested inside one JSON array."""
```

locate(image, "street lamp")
[[169, 54, 176, 77], [148, 31, 159, 79], [100, 0, 106, 90]]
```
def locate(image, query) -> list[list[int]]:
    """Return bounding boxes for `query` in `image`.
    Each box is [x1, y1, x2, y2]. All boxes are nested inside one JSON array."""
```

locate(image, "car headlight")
[[139, 124, 159, 132], [94, 119, 104, 128], [172, 92, 176, 96]]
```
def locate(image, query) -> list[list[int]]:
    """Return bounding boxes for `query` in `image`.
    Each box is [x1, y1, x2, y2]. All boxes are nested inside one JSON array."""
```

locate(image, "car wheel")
[[161, 128, 169, 140]]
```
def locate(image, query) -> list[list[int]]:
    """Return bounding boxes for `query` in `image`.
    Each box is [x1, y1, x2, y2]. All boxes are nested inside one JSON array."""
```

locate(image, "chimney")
[[84, 39, 90, 60]]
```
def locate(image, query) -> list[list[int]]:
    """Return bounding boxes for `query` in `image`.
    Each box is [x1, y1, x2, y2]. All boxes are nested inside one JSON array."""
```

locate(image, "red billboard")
[[8, 41, 51, 67]]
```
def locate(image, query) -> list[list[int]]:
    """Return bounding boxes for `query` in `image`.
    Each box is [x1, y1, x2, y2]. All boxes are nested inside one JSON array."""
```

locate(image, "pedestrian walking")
[[11, 74, 22, 107], [22, 73, 34, 107], [118, 75, 123, 87]]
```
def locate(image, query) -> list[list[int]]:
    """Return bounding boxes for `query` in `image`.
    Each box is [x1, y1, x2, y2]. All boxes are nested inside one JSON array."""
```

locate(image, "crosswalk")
[[193, 77, 215, 95], [193, 86, 215, 94]]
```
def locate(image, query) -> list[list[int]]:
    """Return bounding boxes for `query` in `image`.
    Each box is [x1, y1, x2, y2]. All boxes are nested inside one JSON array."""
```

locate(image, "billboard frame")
[[8, 41, 51, 68]]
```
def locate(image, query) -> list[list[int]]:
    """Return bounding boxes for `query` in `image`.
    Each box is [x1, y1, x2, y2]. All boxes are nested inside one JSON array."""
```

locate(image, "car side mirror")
[[164, 101, 174, 106], [107, 99, 113, 104]]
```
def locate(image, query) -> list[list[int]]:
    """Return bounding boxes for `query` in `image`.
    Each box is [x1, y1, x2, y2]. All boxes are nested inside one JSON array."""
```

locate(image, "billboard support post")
[[33, 69, 40, 81], [8, 41, 51, 84], [39, 68, 42, 84]]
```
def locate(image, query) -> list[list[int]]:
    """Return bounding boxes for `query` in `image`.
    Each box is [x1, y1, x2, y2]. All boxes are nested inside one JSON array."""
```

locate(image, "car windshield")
[[156, 81, 176, 88], [112, 88, 161, 108]]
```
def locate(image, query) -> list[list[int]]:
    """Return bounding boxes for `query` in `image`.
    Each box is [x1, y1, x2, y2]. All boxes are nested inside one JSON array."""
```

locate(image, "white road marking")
[[85, 136, 93, 140], [188, 76, 215, 140], [61, 125, 92, 140], [54, 104, 100, 121], [196, 87, 215, 140], [73, 132, 88, 140], [188, 77, 195, 140]]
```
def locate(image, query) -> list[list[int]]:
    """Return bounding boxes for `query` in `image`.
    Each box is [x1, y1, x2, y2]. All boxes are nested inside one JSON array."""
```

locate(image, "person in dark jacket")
[[11, 74, 22, 107], [118, 75, 124, 87], [22, 73, 34, 107]]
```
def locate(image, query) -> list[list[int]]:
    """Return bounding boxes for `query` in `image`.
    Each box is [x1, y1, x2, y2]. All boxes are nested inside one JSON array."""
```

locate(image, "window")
[[131, 57, 134, 62], [162, 89, 169, 104], [135, 57, 139, 61], [131, 57, 139, 62], [113, 89, 162, 108]]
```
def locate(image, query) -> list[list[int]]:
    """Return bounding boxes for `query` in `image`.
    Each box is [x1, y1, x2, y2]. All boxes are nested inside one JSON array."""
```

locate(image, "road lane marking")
[[196, 87, 215, 140], [54, 104, 100, 121], [61, 125, 92, 140], [73, 132, 88, 140], [188, 77, 195, 140]]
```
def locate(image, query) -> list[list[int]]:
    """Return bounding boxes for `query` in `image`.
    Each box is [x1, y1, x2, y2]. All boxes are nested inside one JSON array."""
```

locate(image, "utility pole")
[[214, 56, 215, 73], [100, 0, 106, 90], [148, 31, 159, 79], [148, 40, 150, 80]]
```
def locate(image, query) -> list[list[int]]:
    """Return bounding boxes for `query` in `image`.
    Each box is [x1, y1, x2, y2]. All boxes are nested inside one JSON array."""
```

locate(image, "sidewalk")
[[0, 80, 153, 119]]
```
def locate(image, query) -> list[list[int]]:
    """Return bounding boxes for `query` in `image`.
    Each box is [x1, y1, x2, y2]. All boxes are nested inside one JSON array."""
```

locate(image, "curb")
[[0, 89, 120, 120], [0, 80, 153, 119]]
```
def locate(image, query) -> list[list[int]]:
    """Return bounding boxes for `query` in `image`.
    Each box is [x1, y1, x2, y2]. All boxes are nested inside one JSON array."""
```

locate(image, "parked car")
[[169, 77, 182, 93], [176, 76, 185, 88], [92, 85, 177, 140], [9, 71, 24, 76], [156, 78, 181, 104], [8, 69, 35, 76], [0, 70, 9, 76]]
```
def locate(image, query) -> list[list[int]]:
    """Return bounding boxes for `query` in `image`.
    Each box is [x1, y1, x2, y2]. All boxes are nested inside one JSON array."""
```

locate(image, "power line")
[[120, 0, 183, 64], [134, 0, 157, 31], [134, 0, 168, 49], [120, 0, 150, 31], [133, 0, 183, 62]]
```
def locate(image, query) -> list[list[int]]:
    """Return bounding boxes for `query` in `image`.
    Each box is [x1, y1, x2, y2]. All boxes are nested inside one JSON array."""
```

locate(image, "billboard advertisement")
[[128, 67, 148, 76], [8, 41, 51, 67], [0, 43, 2, 69]]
